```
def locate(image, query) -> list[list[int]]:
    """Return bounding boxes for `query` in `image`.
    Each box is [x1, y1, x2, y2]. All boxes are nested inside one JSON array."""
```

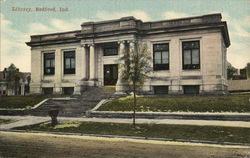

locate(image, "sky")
[[0, 0, 249, 72]]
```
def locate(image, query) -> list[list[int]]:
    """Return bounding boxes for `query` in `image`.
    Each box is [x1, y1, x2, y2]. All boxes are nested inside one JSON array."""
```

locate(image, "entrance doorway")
[[104, 64, 118, 85]]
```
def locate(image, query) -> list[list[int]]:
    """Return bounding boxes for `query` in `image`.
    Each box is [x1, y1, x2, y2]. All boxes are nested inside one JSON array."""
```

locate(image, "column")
[[89, 44, 96, 80], [74, 45, 87, 95], [54, 48, 62, 94], [80, 45, 87, 80], [116, 40, 125, 86], [116, 40, 128, 94], [21, 83, 25, 96]]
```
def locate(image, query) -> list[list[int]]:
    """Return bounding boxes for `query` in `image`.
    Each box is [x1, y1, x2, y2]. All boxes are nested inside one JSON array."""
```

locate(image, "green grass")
[[98, 94, 250, 112], [14, 121, 250, 144], [0, 95, 69, 109], [0, 119, 16, 125]]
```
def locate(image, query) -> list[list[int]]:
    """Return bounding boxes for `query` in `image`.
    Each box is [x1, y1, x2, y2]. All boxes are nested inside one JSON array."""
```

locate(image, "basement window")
[[43, 88, 53, 95], [63, 87, 74, 95], [183, 85, 200, 94], [154, 86, 169, 94]]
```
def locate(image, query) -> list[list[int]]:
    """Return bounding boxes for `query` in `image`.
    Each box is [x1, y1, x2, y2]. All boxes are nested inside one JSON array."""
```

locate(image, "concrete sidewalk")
[[1, 115, 250, 130]]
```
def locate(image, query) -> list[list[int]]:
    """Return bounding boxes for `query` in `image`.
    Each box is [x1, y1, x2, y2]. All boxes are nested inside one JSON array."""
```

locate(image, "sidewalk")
[[1, 115, 250, 130]]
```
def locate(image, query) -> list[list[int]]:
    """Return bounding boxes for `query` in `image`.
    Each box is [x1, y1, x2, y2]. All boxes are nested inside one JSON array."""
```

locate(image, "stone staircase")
[[30, 86, 116, 117]]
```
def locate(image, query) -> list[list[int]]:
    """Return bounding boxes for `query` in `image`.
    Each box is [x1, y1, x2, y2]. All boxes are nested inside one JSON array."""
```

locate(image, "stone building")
[[26, 13, 230, 95]]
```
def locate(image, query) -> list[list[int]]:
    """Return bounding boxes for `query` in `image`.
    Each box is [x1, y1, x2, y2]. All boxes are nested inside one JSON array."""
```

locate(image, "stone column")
[[21, 83, 25, 96], [80, 45, 87, 80], [115, 41, 128, 94], [54, 48, 62, 94], [89, 44, 96, 81], [74, 45, 87, 95]]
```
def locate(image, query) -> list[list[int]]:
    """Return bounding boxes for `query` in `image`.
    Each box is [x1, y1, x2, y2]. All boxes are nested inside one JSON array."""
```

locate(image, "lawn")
[[14, 121, 250, 144], [98, 94, 250, 112], [0, 95, 69, 109], [0, 119, 15, 125]]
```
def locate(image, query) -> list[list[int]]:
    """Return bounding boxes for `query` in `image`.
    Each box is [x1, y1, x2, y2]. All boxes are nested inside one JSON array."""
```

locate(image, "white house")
[[26, 13, 230, 95]]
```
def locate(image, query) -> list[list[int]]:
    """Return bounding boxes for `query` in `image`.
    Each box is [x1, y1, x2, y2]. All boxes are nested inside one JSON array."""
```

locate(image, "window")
[[183, 85, 200, 94], [182, 41, 200, 70], [44, 53, 55, 75], [43, 88, 53, 94], [64, 51, 75, 74], [154, 86, 169, 94], [63, 87, 74, 95], [103, 48, 118, 56], [153, 43, 169, 70]]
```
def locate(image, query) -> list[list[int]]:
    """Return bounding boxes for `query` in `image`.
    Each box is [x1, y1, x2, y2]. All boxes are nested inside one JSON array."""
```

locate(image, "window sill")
[[153, 70, 170, 72], [182, 69, 201, 72], [63, 74, 75, 76]]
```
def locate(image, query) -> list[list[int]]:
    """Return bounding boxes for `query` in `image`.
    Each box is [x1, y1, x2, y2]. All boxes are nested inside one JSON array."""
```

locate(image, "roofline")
[[144, 13, 222, 24], [81, 16, 140, 26], [81, 13, 222, 26], [30, 30, 81, 37]]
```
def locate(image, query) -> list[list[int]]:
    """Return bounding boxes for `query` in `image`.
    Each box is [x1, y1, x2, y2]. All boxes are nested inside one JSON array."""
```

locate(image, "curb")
[[1, 129, 250, 147], [86, 111, 250, 121]]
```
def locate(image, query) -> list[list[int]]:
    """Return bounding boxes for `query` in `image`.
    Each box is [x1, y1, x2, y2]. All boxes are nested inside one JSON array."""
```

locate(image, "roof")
[[26, 13, 230, 48]]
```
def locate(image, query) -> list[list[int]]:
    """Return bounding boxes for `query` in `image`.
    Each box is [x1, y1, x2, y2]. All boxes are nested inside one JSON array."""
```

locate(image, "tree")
[[119, 43, 152, 126], [227, 62, 237, 80], [6, 64, 20, 95], [244, 63, 250, 79]]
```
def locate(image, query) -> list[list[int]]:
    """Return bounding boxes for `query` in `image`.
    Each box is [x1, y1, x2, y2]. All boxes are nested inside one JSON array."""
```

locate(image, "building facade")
[[26, 13, 230, 95], [0, 64, 30, 96]]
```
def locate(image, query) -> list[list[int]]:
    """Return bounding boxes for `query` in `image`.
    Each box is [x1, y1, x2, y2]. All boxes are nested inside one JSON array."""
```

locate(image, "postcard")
[[0, 0, 250, 157]]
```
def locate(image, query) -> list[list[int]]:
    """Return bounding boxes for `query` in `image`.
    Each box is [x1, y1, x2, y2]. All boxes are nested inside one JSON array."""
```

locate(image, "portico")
[[73, 40, 135, 95]]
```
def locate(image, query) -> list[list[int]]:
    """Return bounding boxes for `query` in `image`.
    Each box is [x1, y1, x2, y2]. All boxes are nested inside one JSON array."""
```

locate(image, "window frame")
[[64, 50, 76, 74], [153, 43, 169, 71], [182, 40, 200, 70], [44, 52, 55, 75]]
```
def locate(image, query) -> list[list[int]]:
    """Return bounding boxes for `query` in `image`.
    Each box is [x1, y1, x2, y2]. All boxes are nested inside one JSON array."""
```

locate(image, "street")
[[0, 131, 249, 158]]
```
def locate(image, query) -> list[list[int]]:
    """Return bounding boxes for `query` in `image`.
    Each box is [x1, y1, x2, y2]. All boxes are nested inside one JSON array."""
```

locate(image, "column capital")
[[80, 44, 87, 47], [117, 40, 126, 45], [88, 43, 95, 47], [128, 40, 137, 44]]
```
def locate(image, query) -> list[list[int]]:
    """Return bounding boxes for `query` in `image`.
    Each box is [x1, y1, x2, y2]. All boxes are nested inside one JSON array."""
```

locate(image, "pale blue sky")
[[1, 0, 249, 71]]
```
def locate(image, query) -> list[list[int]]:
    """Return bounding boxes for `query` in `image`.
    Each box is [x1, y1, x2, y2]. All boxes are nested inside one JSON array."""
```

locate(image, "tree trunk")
[[133, 81, 136, 126]]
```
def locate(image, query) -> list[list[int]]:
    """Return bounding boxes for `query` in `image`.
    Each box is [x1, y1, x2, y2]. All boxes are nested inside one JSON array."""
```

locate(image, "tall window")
[[153, 43, 169, 71], [64, 51, 75, 74], [44, 53, 55, 75], [182, 41, 200, 70], [103, 48, 118, 56]]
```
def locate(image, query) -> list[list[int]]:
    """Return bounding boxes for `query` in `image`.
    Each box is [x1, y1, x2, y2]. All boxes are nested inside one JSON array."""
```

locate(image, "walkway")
[[1, 115, 250, 130]]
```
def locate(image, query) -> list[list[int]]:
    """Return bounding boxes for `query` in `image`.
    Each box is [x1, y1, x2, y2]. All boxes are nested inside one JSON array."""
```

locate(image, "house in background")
[[0, 64, 31, 96], [26, 13, 230, 95]]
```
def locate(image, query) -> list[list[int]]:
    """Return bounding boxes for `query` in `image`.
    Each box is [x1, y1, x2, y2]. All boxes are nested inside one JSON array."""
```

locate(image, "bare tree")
[[119, 43, 152, 126]]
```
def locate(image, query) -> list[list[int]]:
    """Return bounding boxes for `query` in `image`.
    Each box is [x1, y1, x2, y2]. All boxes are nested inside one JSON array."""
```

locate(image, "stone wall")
[[228, 79, 250, 92]]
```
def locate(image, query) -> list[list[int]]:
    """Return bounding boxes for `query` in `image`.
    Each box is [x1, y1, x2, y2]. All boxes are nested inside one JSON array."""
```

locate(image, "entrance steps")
[[30, 86, 116, 117]]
